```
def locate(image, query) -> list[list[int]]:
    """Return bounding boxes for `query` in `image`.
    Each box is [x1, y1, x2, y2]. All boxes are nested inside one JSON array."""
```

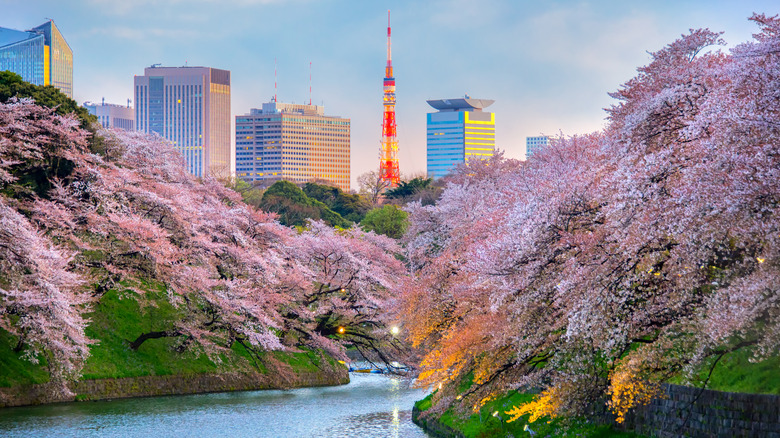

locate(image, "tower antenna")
[[378, 9, 400, 186], [309, 61, 312, 106], [274, 58, 278, 103], [387, 10, 391, 63]]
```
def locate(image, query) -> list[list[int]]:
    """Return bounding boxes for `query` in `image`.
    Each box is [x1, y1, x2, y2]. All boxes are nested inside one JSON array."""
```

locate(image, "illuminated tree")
[[398, 14, 780, 423]]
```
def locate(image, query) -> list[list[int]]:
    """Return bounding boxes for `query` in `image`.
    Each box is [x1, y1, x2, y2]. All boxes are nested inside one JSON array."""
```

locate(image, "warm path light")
[[338, 326, 345, 334]]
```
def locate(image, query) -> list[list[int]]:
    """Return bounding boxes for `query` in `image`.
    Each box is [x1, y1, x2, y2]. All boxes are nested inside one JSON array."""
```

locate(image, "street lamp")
[[390, 326, 400, 335]]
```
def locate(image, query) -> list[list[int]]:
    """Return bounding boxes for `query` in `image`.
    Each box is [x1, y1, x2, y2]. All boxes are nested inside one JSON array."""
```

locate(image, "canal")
[[0, 373, 431, 437]]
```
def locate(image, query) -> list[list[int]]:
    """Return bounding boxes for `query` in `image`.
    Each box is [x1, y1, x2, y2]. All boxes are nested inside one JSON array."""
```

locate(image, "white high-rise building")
[[83, 99, 134, 131]]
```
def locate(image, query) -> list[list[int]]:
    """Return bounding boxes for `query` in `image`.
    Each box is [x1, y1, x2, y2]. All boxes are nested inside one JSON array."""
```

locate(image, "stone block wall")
[[412, 405, 466, 438], [0, 365, 349, 408], [624, 383, 780, 437]]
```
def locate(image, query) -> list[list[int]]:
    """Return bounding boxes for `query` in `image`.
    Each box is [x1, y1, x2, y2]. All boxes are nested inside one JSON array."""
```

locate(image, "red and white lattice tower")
[[379, 10, 400, 186]]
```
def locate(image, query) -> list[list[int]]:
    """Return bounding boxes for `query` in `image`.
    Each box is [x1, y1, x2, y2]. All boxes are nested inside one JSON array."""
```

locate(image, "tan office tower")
[[0, 20, 73, 97], [236, 101, 351, 191], [134, 66, 232, 179]]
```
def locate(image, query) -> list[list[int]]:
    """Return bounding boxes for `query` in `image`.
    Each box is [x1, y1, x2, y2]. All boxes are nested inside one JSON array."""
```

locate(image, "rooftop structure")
[[426, 98, 495, 111]]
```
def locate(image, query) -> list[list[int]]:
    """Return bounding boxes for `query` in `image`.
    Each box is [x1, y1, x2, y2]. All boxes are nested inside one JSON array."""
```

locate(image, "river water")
[[0, 373, 432, 437]]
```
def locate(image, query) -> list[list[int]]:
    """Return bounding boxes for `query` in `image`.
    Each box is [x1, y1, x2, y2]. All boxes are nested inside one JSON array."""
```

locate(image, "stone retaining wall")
[[413, 384, 780, 438], [623, 383, 780, 438], [0, 365, 348, 408], [412, 405, 465, 438]]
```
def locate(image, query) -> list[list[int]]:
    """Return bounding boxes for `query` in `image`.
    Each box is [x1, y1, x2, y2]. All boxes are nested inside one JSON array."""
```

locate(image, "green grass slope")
[[0, 280, 336, 389], [670, 347, 780, 395], [414, 391, 643, 438], [413, 347, 780, 438]]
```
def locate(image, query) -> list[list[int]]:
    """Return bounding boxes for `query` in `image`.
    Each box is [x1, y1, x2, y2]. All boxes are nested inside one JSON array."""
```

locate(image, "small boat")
[[351, 368, 385, 374]]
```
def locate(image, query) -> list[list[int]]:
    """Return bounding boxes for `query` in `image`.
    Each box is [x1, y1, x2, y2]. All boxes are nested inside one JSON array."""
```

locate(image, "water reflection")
[[320, 408, 422, 438], [0, 374, 431, 438]]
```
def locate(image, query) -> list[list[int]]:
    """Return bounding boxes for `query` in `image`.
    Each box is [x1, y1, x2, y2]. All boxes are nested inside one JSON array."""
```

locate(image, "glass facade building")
[[134, 66, 233, 179], [83, 100, 135, 131], [426, 98, 495, 180], [526, 136, 549, 159], [0, 20, 73, 98], [236, 102, 351, 191]]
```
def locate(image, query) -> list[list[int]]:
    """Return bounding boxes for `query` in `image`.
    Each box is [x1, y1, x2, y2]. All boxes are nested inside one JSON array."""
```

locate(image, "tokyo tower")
[[379, 10, 400, 186]]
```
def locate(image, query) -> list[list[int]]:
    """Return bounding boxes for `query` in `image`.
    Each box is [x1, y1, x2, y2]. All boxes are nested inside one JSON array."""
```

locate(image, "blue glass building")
[[426, 98, 495, 179], [0, 20, 73, 97]]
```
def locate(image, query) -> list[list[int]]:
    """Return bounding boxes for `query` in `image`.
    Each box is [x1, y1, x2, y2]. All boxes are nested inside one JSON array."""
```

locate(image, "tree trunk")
[[129, 330, 180, 350]]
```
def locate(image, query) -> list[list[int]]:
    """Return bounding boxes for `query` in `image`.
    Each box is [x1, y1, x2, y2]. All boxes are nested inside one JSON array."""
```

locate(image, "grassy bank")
[[414, 390, 641, 438], [670, 348, 780, 395], [413, 347, 780, 438], [1, 281, 342, 396]]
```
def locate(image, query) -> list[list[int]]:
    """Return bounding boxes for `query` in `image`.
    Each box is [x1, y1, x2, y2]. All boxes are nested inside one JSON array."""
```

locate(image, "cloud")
[[428, 0, 506, 28], [85, 26, 200, 41], [521, 3, 661, 74], [85, 0, 299, 16]]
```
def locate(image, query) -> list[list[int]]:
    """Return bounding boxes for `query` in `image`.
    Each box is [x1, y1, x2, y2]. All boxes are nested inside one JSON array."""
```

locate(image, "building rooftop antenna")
[[309, 61, 312, 106], [274, 58, 278, 103]]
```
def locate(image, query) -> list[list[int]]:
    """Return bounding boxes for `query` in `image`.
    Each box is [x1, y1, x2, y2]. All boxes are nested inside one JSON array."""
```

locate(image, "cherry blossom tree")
[[286, 221, 406, 364], [0, 99, 92, 394], [0, 199, 91, 392], [1, 98, 407, 387], [398, 14, 780, 423]]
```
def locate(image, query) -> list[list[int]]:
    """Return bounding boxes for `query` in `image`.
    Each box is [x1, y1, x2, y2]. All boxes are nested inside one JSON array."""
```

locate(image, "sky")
[[1, 0, 777, 189]]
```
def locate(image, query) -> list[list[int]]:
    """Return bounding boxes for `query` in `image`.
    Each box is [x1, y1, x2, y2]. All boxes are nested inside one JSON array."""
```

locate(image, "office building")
[[83, 99, 134, 130], [0, 20, 73, 97], [426, 97, 495, 179], [235, 101, 351, 191], [134, 66, 232, 178], [526, 136, 549, 159]]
